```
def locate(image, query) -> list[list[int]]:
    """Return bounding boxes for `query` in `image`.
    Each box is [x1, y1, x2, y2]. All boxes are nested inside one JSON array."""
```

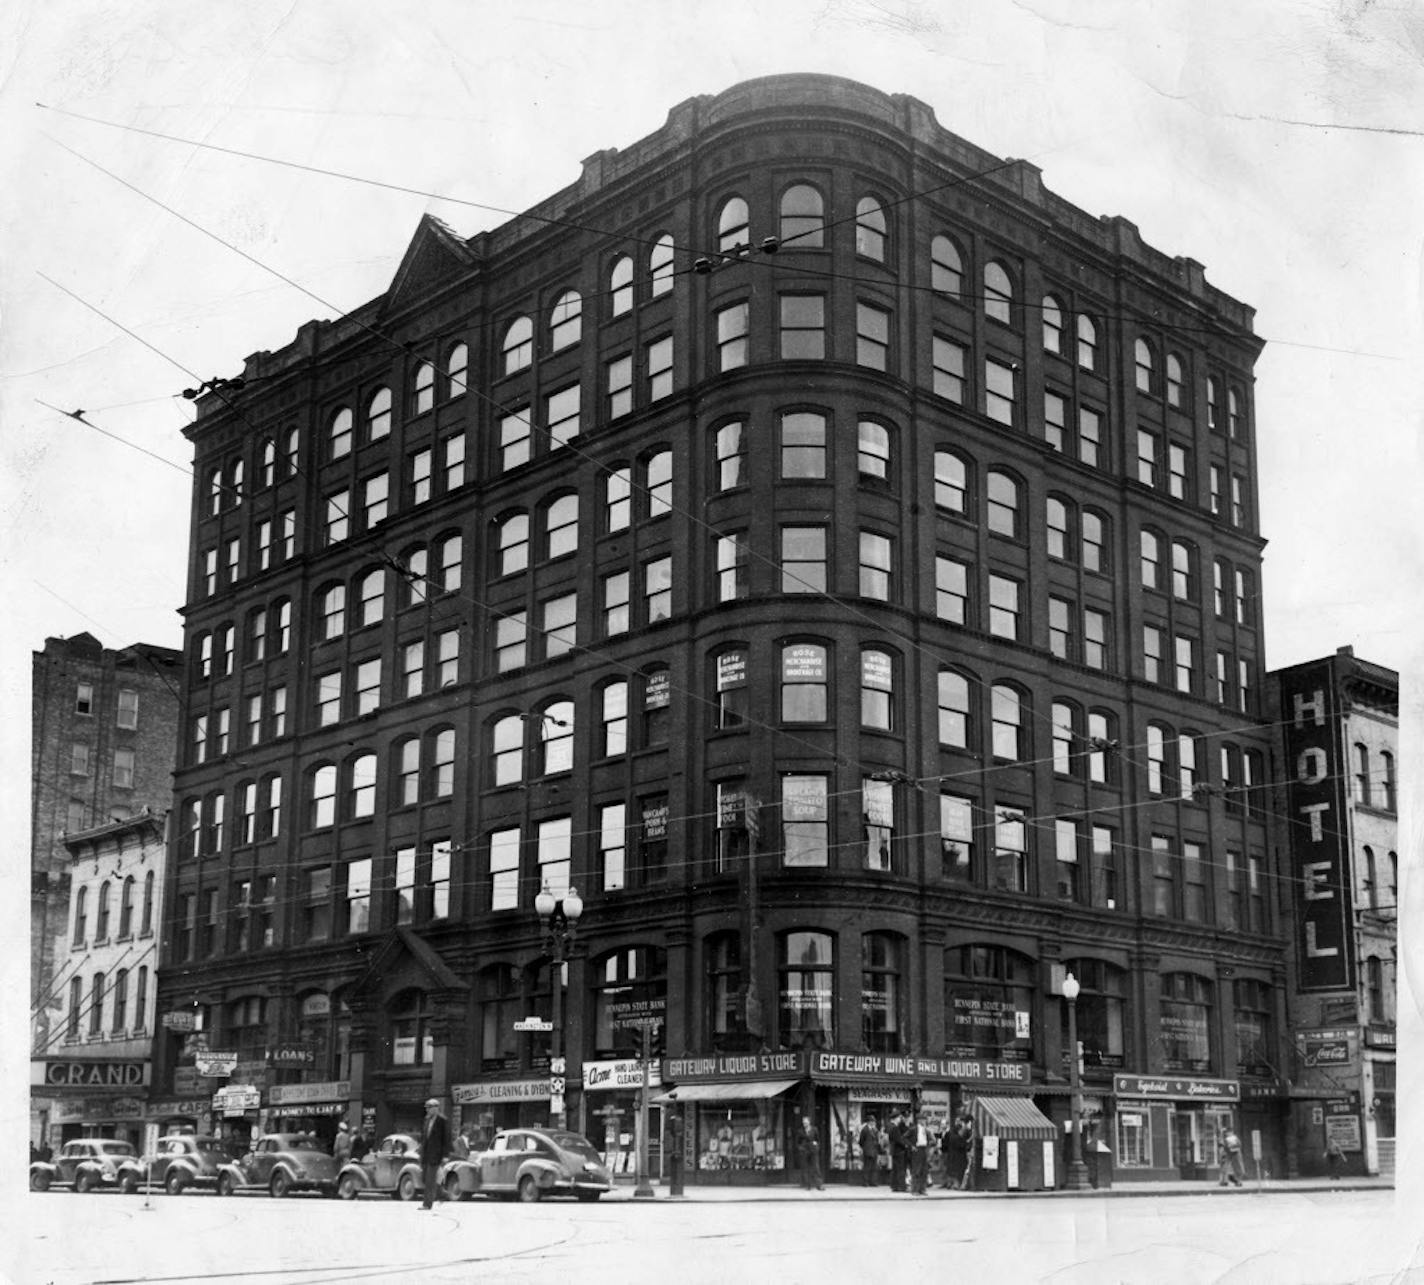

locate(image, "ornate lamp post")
[[1062, 971, 1091, 1191], [535, 883, 582, 1128]]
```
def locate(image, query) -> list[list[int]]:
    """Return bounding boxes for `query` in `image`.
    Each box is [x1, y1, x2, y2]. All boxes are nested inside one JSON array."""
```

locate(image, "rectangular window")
[[116, 689, 139, 729], [203, 548, 217, 595], [113, 746, 135, 788], [431, 841, 451, 919], [932, 335, 966, 403], [395, 847, 416, 926], [353, 658, 380, 715], [436, 629, 459, 687], [1091, 826, 1118, 908], [225, 538, 240, 586], [602, 571, 630, 636], [214, 708, 230, 755], [1216, 651, 1231, 705], [858, 531, 892, 600], [279, 510, 296, 561], [442, 432, 466, 490], [246, 693, 262, 747], [1049, 596, 1072, 660], [644, 556, 673, 622], [495, 612, 526, 671], [1238, 659, 1252, 713], [647, 336, 674, 400], [606, 354, 632, 418], [780, 411, 826, 478], [935, 556, 968, 625], [1168, 443, 1189, 500], [344, 859, 371, 935], [257, 520, 273, 570], [490, 828, 520, 911], [716, 302, 749, 371], [993, 811, 1027, 892], [780, 294, 825, 359], [863, 778, 894, 871], [538, 817, 573, 896], [401, 641, 424, 699], [856, 302, 890, 369], [316, 672, 341, 726], [190, 717, 206, 764], [988, 574, 1020, 640], [1175, 635, 1196, 694], [325, 492, 349, 545], [1143, 626, 1163, 684], [1184, 841, 1208, 921], [781, 526, 826, 593], [640, 796, 669, 882], [782, 774, 829, 867], [363, 472, 389, 527], [1044, 391, 1066, 451], [1231, 474, 1246, 526], [1136, 430, 1159, 487], [1055, 819, 1080, 901], [1152, 835, 1175, 917], [1079, 406, 1101, 468], [1084, 609, 1108, 670], [716, 535, 748, 602], [269, 686, 287, 738], [985, 358, 1015, 426], [499, 407, 531, 471], [410, 450, 432, 505], [716, 650, 748, 728], [546, 384, 580, 449], [715, 422, 745, 491], [940, 794, 974, 880], [543, 594, 577, 658], [1209, 464, 1222, 516]]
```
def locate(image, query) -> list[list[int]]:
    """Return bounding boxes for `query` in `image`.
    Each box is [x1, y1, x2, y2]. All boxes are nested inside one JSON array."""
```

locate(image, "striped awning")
[[972, 1095, 1057, 1141]]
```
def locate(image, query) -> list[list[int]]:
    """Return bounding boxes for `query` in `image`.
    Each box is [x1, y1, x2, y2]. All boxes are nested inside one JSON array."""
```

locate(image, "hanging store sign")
[[1113, 1075, 1240, 1101], [195, 1052, 239, 1078], [1278, 667, 1355, 992], [584, 1059, 663, 1091], [265, 1043, 316, 1068], [162, 1011, 198, 1031], [213, 1085, 260, 1113], [1297, 1028, 1353, 1067], [269, 1081, 350, 1107]]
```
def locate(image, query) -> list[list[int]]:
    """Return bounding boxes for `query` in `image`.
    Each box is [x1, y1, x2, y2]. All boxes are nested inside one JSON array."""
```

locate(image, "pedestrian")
[[940, 1115, 966, 1189], [332, 1121, 353, 1165], [796, 1117, 824, 1190], [1324, 1137, 1344, 1180], [452, 1126, 471, 1160], [888, 1110, 909, 1192], [351, 1129, 370, 1161], [420, 1097, 450, 1208], [858, 1113, 881, 1186], [1217, 1126, 1244, 1187], [959, 1114, 978, 1191], [909, 1112, 930, 1194]]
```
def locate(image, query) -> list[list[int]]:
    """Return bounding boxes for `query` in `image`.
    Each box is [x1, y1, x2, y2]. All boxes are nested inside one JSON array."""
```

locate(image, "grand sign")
[[1114, 1074, 1240, 1101], [1279, 667, 1355, 992], [37, 1060, 149, 1088]]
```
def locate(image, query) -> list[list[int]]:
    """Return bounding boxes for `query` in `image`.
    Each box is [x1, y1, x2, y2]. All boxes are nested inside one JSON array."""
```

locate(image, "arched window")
[[781, 642, 829, 723], [944, 944, 1034, 1059], [492, 714, 523, 786], [934, 449, 969, 514], [229, 458, 245, 504], [112, 969, 128, 1033], [862, 933, 904, 1053], [549, 290, 582, 349], [538, 700, 574, 775], [496, 511, 529, 576], [430, 728, 455, 798], [860, 647, 894, 730], [328, 407, 353, 460], [1042, 295, 1064, 353], [706, 932, 745, 1052], [645, 449, 672, 518], [394, 736, 420, 805], [366, 387, 391, 441], [593, 946, 668, 1056], [412, 361, 435, 414], [434, 531, 462, 593], [1207, 377, 1221, 430], [1082, 510, 1106, 572], [1381, 751, 1396, 811], [73, 885, 88, 945], [1160, 973, 1214, 1071], [502, 316, 533, 374], [1134, 338, 1155, 393], [67, 975, 83, 1037], [717, 196, 749, 254], [855, 196, 887, 260], [1059, 959, 1126, 1069], [984, 261, 1013, 324], [931, 234, 963, 296], [1140, 530, 1162, 590], [398, 545, 428, 608], [1355, 743, 1371, 805], [986, 470, 1019, 537], [991, 684, 1024, 760], [318, 582, 345, 640], [857, 420, 891, 482], [310, 764, 337, 829], [389, 990, 433, 1066], [1171, 541, 1196, 601], [648, 233, 675, 296], [1077, 314, 1098, 370], [609, 255, 634, 316], [938, 669, 971, 748], [89, 972, 105, 1034], [118, 876, 134, 938], [1166, 353, 1184, 407], [96, 881, 111, 941], [544, 493, 579, 560], [348, 752, 377, 819], [779, 183, 824, 247], [356, 567, 385, 627], [599, 680, 628, 757], [259, 438, 276, 488], [779, 932, 834, 1049], [140, 870, 155, 935], [446, 342, 468, 398], [208, 466, 224, 517]]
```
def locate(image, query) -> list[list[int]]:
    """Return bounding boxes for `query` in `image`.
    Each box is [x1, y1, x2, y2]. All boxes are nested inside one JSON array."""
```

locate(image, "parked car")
[[214, 1133, 339, 1198], [120, 1134, 230, 1195], [335, 1132, 425, 1200], [30, 1138, 139, 1193], [438, 1127, 613, 1203]]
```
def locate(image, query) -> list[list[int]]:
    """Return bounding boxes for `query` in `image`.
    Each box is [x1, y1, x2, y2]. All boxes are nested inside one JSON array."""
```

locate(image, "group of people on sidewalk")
[[840, 1107, 981, 1194]]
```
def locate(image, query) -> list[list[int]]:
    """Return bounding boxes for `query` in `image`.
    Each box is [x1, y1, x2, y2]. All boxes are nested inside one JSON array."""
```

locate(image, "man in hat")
[[332, 1121, 353, 1166], [420, 1097, 450, 1208]]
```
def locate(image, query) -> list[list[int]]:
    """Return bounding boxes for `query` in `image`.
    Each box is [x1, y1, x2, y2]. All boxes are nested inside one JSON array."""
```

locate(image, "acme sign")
[[43, 1061, 147, 1087]]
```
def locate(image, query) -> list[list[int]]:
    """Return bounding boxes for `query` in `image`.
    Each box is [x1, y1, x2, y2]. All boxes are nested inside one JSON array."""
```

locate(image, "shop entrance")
[[1169, 1105, 1232, 1178]]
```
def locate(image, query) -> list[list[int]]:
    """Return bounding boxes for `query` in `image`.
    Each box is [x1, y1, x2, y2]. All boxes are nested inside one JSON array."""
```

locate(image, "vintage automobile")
[[119, 1134, 230, 1195], [214, 1133, 339, 1198], [30, 1138, 139, 1193], [438, 1127, 613, 1203], [335, 1132, 426, 1201]]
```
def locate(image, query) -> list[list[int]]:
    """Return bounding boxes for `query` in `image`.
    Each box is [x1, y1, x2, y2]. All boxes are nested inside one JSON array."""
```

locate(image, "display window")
[[695, 1101, 787, 1172]]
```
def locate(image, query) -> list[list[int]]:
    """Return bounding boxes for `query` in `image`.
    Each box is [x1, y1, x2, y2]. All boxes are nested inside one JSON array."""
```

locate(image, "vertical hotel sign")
[[1280, 664, 1354, 992]]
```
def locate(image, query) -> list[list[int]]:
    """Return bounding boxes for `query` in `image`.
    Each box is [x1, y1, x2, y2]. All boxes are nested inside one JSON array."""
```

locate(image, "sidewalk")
[[604, 1175, 1394, 1201]]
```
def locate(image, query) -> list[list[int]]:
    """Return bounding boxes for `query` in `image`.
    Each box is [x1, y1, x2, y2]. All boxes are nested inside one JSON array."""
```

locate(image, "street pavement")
[[8, 1181, 1414, 1285]]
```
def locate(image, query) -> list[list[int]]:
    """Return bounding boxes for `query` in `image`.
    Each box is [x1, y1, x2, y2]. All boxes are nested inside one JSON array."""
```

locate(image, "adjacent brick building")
[[155, 74, 1289, 1184]]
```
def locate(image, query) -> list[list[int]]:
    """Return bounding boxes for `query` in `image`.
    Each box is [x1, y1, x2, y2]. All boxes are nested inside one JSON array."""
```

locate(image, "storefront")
[[266, 1080, 352, 1149], [31, 1057, 151, 1150], [1111, 1074, 1240, 1181], [450, 1076, 552, 1148], [583, 1058, 662, 1179], [143, 1098, 212, 1140], [211, 1084, 262, 1152]]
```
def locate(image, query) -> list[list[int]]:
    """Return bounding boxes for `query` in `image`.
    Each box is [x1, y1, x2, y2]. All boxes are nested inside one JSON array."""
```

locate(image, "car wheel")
[[397, 1173, 417, 1202], [165, 1170, 187, 1197], [443, 1173, 465, 1202], [337, 1174, 361, 1201], [119, 1173, 139, 1195], [270, 1170, 292, 1198], [30, 1171, 50, 1192], [217, 1173, 235, 1198], [75, 1172, 94, 1194], [517, 1175, 541, 1203], [575, 1191, 600, 1202]]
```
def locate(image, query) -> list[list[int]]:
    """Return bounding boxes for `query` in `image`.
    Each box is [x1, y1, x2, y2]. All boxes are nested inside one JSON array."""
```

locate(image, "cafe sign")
[[1113, 1075, 1240, 1101]]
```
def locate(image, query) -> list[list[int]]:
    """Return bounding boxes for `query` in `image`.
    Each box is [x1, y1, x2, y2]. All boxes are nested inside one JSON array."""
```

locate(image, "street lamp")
[[535, 883, 582, 1127], [1062, 972, 1091, 1191]]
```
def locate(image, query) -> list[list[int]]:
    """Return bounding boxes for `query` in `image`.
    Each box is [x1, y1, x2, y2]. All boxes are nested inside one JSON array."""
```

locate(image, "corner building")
[[158, 74, 1286, 1184]]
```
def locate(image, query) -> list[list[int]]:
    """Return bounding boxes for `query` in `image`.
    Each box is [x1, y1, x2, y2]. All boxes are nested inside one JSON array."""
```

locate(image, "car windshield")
[[98, 1142, 136, 1156], [547, 1132, 601, 1162], [289, 1135, 321, 1150], [194, 1139, 226, 1155]]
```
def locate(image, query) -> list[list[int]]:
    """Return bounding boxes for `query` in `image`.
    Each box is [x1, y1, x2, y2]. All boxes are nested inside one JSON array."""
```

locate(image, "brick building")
[[156, 74, 1288, 1184], [30, 632, 180, 1144]]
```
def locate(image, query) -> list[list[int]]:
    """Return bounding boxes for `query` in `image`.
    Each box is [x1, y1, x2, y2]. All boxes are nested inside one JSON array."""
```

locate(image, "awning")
[[653, 1078, 800, 1104], [972, 1095, 1057, 1141], [813, 1079, 914, 1097]]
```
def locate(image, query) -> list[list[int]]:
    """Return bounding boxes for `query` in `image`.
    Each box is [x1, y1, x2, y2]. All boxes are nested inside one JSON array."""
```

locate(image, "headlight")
[[291, 1166, 305, 1179]]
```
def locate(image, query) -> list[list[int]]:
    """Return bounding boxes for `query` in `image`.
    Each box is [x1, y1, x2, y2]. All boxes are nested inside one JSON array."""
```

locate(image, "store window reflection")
[[779, 931, 834, 1049], [861, 932, 903, 1053], [706, 932, 747, 1052], [592, 946, 666, 1056], [1159, 972, 1214, 1072], [943, 944, 1033, 1061], [1056, 959, 1125, 1069]]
